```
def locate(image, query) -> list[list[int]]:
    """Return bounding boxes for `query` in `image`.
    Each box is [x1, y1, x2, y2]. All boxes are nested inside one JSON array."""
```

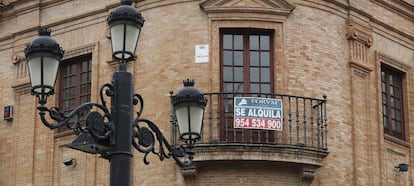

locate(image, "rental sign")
[[234, 97, 283, 131]]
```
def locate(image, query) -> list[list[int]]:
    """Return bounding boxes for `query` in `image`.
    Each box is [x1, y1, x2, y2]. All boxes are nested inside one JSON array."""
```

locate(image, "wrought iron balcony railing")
[[171, 93, 328, 153]]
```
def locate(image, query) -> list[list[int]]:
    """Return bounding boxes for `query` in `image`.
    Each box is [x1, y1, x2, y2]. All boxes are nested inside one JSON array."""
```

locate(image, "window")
[[221, 29, 273, 95], [59, 54, 92, 132], [220, 29, 274, 142], [381, 64, 405, 140]]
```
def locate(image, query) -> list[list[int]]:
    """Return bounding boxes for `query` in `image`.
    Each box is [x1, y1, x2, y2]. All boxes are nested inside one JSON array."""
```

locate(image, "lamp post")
[[24, 1, 207, 186]]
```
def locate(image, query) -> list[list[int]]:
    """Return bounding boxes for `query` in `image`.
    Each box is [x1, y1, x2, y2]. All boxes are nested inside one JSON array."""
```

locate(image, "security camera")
[[62, 158, 76, 167]]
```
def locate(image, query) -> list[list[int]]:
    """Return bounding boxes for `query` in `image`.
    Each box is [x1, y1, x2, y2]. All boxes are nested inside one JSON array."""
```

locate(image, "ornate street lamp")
[[24, 1, 206, 186], [107, 0, 144, 62], [24, 28, 64, 101]]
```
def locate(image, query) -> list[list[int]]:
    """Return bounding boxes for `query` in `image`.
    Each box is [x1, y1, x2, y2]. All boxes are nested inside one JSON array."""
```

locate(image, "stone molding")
[[377, 52, 411, 73], [200, 0, 295, 16], [12, 80, 31, 95], [62, 43, 97, 60]]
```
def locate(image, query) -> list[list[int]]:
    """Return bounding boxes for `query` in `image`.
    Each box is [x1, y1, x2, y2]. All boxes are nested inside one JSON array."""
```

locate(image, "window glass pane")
[[82, 61, 88, 72], [234, 35, 243, 50], [234, 51, 243, 66], [261, 52, 270, 66], [393, 76, 401, 85], [224, 98, 233, 113], [250, 52, 259, 66], [81, 73, 87, 83], [260, 35, 270, 50], [395, 110, 401, 121], [250, 68, 259, 82], [88, 72, 91, 82], [223, 83, 233, 93], [71, 76, 77, 86], [234, 67, 244, 82], [261, 84, 271, 94], [223, 51, 233, 65], [396, 122, 402, 132], [63, 100, 69, 110], [71, 87, 77, 97], [223, 67, 233, 81], [249, 35, 259, 50], [223, 34, 232, 49], [395, 99, 400, 109], [392, 120, 396, 130], [250, 83, 259, 92], [234, 83, 244, 93], [394, 87, 400, 98], [81, 84, 87, 94], [71, 64, 76, 74], [261, 68, 270, 82]]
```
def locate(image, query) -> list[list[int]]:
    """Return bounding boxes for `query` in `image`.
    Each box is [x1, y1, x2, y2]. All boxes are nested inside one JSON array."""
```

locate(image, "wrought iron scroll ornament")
[[36, 81, 194, 166], [131, 93, 193, 167]]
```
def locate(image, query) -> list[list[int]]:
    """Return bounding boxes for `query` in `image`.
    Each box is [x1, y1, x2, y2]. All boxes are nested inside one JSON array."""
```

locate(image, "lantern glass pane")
[[110, 24, 140, 60], [110, 24, 125, 58], [28, 56, 59, 94], [175, 105, 204, 140], [43, 56, 60, 87], [176, 106, 189, 137], [125, 24, 140, 56], [28, 57, 42, 90], [189, 106, 203, 135]]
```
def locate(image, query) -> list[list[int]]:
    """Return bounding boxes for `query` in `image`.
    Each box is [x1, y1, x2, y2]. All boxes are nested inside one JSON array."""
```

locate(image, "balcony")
[[171, 92, 329, 171]]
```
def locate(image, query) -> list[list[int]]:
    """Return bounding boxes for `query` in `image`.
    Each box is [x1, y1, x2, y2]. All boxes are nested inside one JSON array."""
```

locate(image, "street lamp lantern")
[[24, 28, 64, 99], [107, 0, 144, 62], [25, 2, 206, 186], [171, 79, 207, 145]]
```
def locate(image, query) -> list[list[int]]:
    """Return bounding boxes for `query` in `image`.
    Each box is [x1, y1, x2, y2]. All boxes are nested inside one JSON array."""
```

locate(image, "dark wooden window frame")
[[220, 28, 275, 94], [219, 28, 275, 143], [381, 63, 405, 140], [58, 54, 92, 133]]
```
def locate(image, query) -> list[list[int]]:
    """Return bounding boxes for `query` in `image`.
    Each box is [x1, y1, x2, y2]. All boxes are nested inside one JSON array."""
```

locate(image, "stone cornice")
[[377, 51, 411, 72], [62, 43, 97, 60], [370, 0, 414, 22], [11, 79, 31, 95], [200, 0, 295, 16]]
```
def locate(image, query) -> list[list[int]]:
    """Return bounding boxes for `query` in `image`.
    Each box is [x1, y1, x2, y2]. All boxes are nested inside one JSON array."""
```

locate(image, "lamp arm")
[[131, 118, 193, 167], [38, 102, 111, 132], [36, 83, 114, 134]]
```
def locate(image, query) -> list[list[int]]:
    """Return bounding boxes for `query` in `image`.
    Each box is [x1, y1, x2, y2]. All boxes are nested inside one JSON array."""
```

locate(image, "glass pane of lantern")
[[189, 106, 204, 136], [28, 56, 59, 94], [175, 106, 204, 140], [125, 24, 140, 57], [110, 24, 125, 59], [175, 106, 189, 138], [42, 56, 60, 89], [28, 57, 42, 91]]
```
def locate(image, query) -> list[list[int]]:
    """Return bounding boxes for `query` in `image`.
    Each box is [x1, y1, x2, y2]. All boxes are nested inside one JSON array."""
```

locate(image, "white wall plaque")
[[195, 44, 209, 63]]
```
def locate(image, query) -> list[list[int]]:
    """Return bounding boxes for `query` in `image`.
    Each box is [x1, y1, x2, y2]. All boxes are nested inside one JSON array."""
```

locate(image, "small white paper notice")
[[195, 44, 209, 63]]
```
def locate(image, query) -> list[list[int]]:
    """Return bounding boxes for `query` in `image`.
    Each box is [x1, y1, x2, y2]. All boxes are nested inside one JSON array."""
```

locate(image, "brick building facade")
[[0, 0, 413, 185]]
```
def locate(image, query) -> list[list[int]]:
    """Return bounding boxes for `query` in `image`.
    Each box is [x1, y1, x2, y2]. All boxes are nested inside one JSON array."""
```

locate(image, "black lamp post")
[[24, 1, 207, 186]]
